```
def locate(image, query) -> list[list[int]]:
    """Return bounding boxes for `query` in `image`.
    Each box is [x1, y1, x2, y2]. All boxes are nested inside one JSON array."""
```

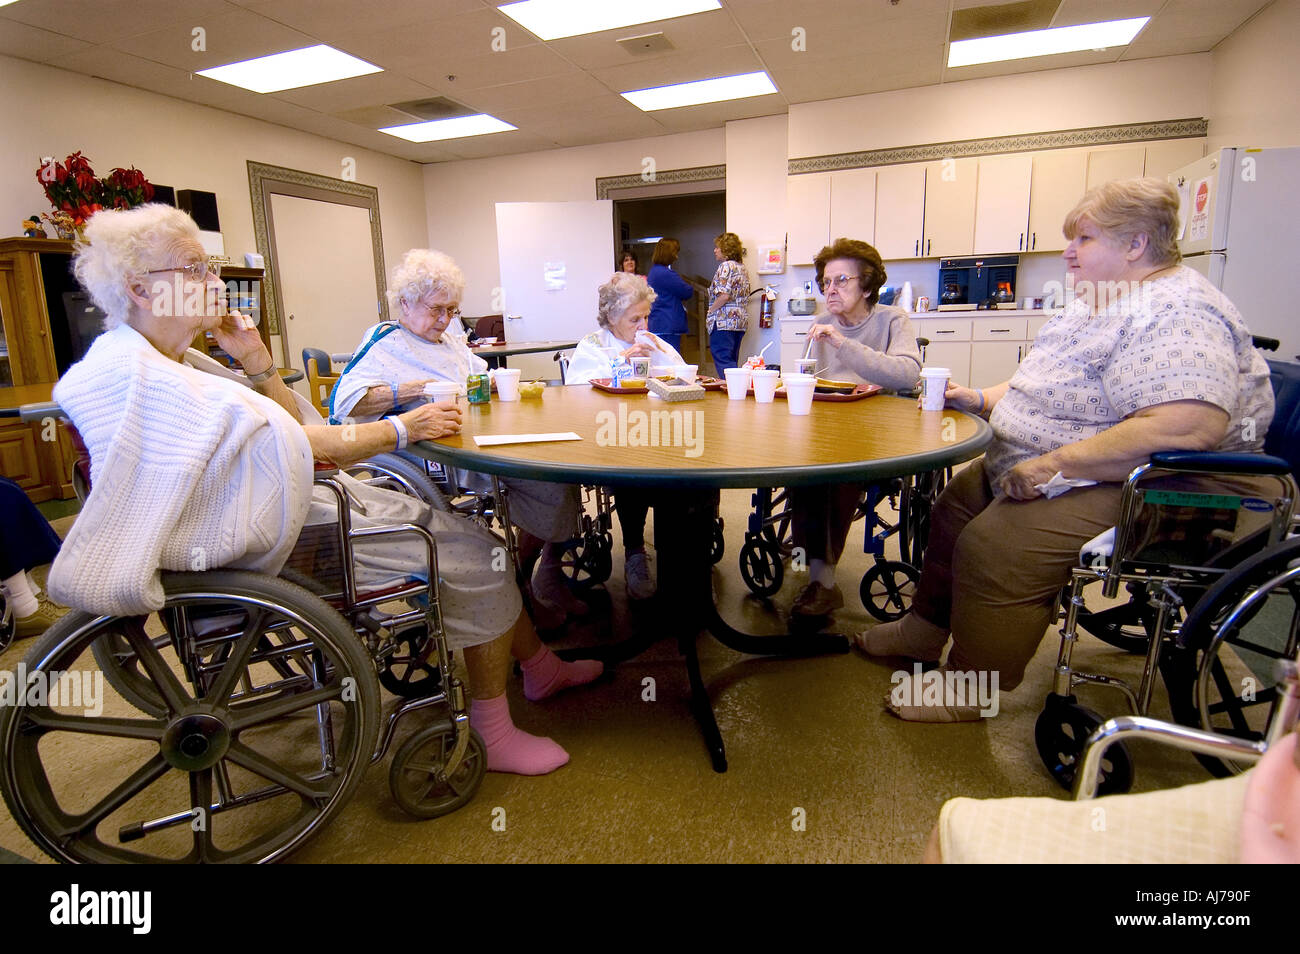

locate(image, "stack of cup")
[[751, 368, 780, 403], [919, 367, 950, 411], [495, 368, 523, 401], [724, 366, 751, 400], [782, 372, 816, 415]]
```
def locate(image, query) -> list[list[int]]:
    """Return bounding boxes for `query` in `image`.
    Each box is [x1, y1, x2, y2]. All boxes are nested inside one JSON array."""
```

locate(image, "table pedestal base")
[[560, 489, 848, 772]]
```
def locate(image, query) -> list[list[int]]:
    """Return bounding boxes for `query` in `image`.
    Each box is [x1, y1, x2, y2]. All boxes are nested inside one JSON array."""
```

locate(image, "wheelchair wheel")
[[0, 571, 381, 863], [1162, 535, 1300, 777], [389, 723, 486, 819], [1034, 695, 1134, 795], [344, 453, 451, 513], [739, 535, 784, 598], [559, 534, 613, 591], [377, 626, 443, 699], [711, 517, 725, 564], [860, 561, 921, 622], [0, 595, 13, 652]]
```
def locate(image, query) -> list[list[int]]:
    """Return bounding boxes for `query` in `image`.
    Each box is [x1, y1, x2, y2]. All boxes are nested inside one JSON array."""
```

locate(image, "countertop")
[[780, 309, 1054, 321]]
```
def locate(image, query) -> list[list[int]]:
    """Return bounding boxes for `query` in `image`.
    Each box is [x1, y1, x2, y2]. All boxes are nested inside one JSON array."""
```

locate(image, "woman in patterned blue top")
[[706, 232, 751, 377], [855, 178, 1276, 721]]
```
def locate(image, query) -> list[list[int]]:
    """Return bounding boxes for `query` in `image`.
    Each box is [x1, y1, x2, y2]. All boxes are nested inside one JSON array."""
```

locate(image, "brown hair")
[[715, 231, 745, 262], [1063, 177, 1182, 267], [651, 237, 680, 266], [813, 237, 888, 309]]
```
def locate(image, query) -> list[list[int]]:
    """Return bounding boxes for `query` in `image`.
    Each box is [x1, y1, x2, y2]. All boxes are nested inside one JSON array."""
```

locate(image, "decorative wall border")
[[247, 160, 387, 338], [788, 118, 1208, 175], [595, 164, 727, 199]]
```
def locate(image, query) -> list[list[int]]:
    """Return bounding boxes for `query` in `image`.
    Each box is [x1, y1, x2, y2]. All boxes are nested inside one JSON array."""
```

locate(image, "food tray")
[[590, 378, 648, 395]]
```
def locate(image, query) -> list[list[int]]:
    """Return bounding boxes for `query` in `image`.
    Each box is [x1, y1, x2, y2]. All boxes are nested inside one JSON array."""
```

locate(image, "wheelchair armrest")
[[18, 401, 64, 423], [1149, 451, 1293, 476]]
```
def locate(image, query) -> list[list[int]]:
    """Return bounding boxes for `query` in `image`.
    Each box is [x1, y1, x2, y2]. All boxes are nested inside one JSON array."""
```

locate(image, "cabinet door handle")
[[990, 328, 1011, 333], [935, 329, 955, 334], [1017, 345, 1023, 362], [1031, 232, 1036, 250], [926, 239, 931, 256], [920, 344, 927, 361], [1019, 233, 1024, 250], [914, 239, 919, 257]]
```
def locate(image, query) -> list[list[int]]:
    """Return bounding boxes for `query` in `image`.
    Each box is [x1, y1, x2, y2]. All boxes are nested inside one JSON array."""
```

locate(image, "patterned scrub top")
[[984, 266, 1274, 491], [707, 260, 750, 333]]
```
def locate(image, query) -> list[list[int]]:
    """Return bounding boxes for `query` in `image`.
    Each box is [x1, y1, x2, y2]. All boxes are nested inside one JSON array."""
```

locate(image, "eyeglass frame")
[[411, 300, 462, 321], [144, 261, 220, 283], [817, 271, 863, 294]]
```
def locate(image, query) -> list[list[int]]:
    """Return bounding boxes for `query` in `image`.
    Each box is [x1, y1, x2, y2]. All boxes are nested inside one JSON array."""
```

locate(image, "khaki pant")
[[910, 459, 1277, 690]]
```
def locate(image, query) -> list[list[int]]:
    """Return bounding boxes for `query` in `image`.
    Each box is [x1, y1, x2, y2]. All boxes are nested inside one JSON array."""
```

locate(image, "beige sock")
[[854, 613, 949, 661]]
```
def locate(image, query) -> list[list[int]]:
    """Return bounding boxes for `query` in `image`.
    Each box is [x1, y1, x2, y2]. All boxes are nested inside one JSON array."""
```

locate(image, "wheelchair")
[[0, 592, 12, 652], [0, 423, 486, 862], [1035, 355, 1300, 797], [736, 470, 949, 618]]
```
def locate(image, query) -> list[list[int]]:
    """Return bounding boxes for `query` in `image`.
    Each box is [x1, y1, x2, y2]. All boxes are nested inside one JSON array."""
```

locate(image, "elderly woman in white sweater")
[[331, 249, 586, 627], [50, 204, 600, 777]]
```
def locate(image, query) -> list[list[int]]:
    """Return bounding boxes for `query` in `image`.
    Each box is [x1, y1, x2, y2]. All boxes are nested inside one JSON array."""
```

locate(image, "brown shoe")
[[14, 597, 69, 640], [791, 581, 844, 617]]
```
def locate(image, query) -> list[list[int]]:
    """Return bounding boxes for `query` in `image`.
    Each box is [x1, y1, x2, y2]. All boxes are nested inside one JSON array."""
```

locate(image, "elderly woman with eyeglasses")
[[50, 206, 600, 776], [331, 249, 588, 628], [786, 238, 923, 619]]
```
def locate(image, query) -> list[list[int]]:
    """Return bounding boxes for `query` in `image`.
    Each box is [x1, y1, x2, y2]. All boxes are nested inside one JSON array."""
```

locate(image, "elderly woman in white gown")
[[330, 249, 587, 626], [49, 204, 601, 776], [565, 272, 687, 599]]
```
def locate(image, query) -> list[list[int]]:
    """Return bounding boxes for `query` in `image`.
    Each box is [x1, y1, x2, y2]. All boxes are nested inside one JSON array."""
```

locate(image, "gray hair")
[[596, 272, 656, 330], [387, 249, 465, 311], [73, 204, 202, 330]]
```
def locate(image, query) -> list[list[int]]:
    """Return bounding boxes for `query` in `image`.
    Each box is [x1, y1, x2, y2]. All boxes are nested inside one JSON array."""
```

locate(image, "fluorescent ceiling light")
[[497, 0, 720, 41], [947, 17, 1150, 68], [622, 71, 777, 111], [197, 45, 381, 93], [380, 114, 517, 142]]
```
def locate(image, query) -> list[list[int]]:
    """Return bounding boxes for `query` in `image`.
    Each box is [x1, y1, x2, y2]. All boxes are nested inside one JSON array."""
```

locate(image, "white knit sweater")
[[49, 325, 315, 615]]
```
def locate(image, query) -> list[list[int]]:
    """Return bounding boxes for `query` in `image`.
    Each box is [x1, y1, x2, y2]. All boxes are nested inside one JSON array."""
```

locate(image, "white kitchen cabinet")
[[1086, 146, 1146, 191], [918, 340, 970, 387], [969, 340, 1025, 388], [922, 158, 978, 258], [1143, 139, 1205, 179], [973, 154, 1032, 254], [874, 163, 927, 260], [1027, 149, 1088, 252], [778, 317, 815, 372], [829, 168, 876, 245], [787, 173, 831, 265]]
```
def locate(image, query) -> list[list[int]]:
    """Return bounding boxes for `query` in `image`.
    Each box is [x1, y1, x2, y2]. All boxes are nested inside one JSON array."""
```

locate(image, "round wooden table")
[[408, 385, 993, 771]]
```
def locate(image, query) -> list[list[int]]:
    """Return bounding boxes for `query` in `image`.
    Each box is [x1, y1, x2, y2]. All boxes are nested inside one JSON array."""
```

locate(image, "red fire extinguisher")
[[756, 285, 777, 329]]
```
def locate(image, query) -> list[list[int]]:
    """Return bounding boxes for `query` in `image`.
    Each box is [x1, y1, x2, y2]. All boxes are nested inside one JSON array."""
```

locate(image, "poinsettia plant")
[[35, 152, 156, 225]]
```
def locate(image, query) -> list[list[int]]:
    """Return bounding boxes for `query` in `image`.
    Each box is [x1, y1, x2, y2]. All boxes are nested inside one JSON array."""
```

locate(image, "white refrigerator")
[[1169, 146, 1300, 362]]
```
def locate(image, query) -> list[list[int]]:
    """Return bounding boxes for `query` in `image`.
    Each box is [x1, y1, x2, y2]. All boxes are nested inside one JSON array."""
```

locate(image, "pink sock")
[[521, 645, 603, 702], [469, 695, 569, 775]]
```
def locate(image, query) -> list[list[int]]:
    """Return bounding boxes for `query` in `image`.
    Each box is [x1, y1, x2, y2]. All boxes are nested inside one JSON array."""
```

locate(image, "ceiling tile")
[[1050, 0, 1162, 27], [591, 43, 767, 93], [439, 130, 557, 159], [0, 17, 93, 61], [4, 0, 231, 44], [772, 48, 945, 102], [270, 72, 443, 111], [404, 43, 575, 92], [546, 9, 747, 70], [462, 71, 618, 113], [232, 0, 488, 39]]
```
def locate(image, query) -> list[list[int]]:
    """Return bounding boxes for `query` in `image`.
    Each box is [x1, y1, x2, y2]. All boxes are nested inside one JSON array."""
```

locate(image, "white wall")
[[3, 53, 428, 293], [423, 130, 725, 315], [788, 55, 1214, 159], [1209, 0, 1300, 149]]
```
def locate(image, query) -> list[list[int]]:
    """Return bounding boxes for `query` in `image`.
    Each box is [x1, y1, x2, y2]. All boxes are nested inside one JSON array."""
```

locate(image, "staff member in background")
[[706, 232, 751, 377], [646, 237, 693, 353], [787, 237, 922, 619], [620, 250, 645, 282]]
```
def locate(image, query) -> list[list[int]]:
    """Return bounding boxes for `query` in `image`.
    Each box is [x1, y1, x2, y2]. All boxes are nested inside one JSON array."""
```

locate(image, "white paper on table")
[[1035, 471, 1098, 499], [473, 432, 582, 447]]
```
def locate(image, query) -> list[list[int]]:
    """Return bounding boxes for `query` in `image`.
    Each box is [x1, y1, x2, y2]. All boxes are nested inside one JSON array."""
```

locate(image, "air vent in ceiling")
[[617, 32, 676, 55], [388, 97, 475, 121], [950, 0, 1061, 42]]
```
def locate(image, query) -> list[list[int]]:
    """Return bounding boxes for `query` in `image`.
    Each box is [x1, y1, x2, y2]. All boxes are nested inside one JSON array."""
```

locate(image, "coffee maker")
[[936, 255, 1019, 310]]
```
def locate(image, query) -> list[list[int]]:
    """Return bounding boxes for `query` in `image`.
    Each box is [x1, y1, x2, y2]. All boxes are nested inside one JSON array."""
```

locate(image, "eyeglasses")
[[818, 273, 861, 293], [417, 301, 461, 321], [145, 261, 219, 282]]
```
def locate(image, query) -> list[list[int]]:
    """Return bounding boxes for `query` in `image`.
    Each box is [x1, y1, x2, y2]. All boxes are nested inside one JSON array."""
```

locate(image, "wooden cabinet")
[[922, 158, 977, 258], [974, 154, 1032, 254], [829, 168, 876, 246], [1027, 150, 1089, 252], [1086, 146, 1146, 191], [874, 163, 927, 260], [786, 174, 831, 265]]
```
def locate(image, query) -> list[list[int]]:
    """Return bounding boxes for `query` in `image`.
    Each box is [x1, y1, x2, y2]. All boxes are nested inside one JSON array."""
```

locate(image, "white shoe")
[[625, 550, 655, 600]]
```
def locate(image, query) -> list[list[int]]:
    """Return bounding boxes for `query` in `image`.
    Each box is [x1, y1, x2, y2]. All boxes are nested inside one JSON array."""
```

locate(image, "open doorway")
[[614, 191, 724, 366]]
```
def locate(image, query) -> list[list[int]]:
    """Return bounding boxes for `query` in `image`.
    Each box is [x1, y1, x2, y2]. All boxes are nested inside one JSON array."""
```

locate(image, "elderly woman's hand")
[[212, 309, 274, 373], [996, 455, 1061, 501], [808, 323, 846, 349], [400, 402, 462, 442], [620, 343, 655, 360]]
